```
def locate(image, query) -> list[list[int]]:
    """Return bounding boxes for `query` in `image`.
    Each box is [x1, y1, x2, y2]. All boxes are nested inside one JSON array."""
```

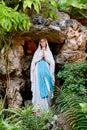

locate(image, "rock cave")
[[0, 14, 87, 108]]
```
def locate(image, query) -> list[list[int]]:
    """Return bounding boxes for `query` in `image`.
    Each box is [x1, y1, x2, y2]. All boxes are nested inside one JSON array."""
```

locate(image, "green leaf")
[[23, 0, 33, 10], [33, 2, 40, 13], [80, 103, 87, 113], [66, 0, 87, 9], [13, 4, 19, 11], [0, 2, 30, 32], [79, 9, 87, 18]]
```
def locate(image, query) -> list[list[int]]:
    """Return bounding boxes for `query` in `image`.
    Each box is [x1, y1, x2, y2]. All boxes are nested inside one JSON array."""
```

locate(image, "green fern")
[[0, 105, 55, 130], [53, 88, 87, 130]]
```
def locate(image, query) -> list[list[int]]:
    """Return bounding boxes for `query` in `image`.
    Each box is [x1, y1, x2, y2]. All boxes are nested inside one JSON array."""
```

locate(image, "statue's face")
[[40, 39, 46, 48]]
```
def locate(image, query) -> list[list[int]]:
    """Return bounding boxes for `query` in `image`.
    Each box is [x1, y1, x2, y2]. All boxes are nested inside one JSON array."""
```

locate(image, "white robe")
[[30, 41, 55, 111]]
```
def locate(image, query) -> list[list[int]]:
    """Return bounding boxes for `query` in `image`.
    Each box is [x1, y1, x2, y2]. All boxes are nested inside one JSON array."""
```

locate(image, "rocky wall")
[[0, 12, 87, 108]]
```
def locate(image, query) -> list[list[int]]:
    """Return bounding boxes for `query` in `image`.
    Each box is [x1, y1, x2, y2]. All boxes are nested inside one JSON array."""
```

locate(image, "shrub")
[[57, 61, 87, 96]]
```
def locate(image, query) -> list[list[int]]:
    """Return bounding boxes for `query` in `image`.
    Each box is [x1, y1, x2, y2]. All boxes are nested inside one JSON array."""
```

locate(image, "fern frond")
[[53, 88, 87, 130]]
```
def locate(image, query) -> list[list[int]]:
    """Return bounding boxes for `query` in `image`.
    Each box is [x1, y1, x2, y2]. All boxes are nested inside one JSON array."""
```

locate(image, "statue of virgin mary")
[[30, 38, 55, 111]]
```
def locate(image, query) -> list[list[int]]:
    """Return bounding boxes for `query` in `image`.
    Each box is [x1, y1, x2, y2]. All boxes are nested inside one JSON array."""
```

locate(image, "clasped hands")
[[42, 48, 46, 59]]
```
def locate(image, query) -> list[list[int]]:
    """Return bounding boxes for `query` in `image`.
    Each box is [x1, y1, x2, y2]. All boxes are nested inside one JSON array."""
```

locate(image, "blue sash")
[[37, 59, 54, 98]]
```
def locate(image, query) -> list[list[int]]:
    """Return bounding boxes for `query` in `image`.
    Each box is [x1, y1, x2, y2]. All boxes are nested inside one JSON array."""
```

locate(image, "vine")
[[2, 34, 13, 108]]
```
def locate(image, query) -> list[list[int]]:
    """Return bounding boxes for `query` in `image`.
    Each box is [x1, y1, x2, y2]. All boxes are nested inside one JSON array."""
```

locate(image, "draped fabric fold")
[[38, 59, 54, 98]]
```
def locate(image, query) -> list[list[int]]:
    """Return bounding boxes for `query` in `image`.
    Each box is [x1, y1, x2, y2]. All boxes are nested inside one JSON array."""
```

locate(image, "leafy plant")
[[53, 88, 87, 130], [54, 61, 87, 129], [0, 105, 59, 130], [23, 0, 41, 13], [0, 108, 20, 130], [57, 0, 87, 19], [0, 1, 30, 32], [57, 61, 87, 96], [80, 103, 87, 118], [23, 0, 58, 18], [16, 105, 54, 130]]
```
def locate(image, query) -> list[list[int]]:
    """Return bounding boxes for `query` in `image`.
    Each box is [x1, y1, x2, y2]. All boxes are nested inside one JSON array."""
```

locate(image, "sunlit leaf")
[[0, 1, 30, 32], [23, 0, 32, 10]]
